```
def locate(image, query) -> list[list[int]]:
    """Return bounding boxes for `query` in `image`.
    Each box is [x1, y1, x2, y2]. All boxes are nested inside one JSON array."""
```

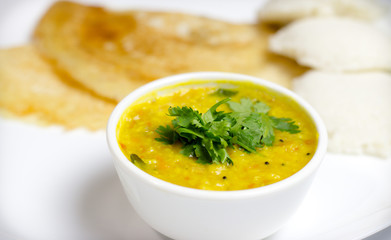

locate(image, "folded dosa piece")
[[0, 46, 115, 130], [33, 1, 304, 101]]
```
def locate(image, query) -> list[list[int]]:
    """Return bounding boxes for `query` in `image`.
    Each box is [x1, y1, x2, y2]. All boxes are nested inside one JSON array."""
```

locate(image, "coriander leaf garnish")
[[155, 97, 300, 165], [168, 106, 204, 128], [253, 102, 270, 113], [270, 117, 300, 134], [212, 88, 239, 97], [202, 98, 230, 124], [227, 98, 253, 112], [259, 113, 275, 146], [155, 125, 179, 144]]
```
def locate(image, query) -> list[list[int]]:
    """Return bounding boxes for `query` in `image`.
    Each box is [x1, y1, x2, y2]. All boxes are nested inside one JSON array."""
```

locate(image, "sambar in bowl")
[[107, 72, 327, 240]]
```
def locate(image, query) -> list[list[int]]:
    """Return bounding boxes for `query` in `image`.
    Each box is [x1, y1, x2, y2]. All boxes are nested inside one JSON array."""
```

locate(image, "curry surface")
[[117, 81, 318, 191]]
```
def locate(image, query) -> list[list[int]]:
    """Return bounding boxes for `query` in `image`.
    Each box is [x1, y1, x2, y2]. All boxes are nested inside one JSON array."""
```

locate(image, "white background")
[[0, 0, 390, 239]]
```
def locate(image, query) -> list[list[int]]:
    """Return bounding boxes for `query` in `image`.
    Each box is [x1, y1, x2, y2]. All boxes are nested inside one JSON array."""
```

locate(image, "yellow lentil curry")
[[117, 81, 318, 191]]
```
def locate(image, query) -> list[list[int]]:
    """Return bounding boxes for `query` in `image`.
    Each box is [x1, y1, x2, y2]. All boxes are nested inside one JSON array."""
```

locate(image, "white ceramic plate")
[[1, 1, 390, 239]]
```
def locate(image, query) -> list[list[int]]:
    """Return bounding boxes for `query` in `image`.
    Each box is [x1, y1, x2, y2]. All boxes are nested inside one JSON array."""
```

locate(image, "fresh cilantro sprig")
[[155, 97, 300, 165]]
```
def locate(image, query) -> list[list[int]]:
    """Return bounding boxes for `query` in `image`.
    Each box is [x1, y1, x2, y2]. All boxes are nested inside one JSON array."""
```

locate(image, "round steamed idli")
[[269, 17, 391, 72], [258, 0, 385, 24], [293, 70, 391, 158]]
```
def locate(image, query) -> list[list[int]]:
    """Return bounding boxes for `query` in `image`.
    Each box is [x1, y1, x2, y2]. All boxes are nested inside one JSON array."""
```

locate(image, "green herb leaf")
[[180, 144, 196, 157], [194, 143, 211, 164], [155, 125, 178, 144], [227, 98, 253, 112], [176, 127, 204, 140], [270, 117, 301, 134], [253, 101, 270, 113], [168, 106, 204, 128], [155, 96, 300, 165], [202, 98, 230, 123], [208, 120, 232, 140], [212, 88, 238, 97], [259, 113, 275, 146]]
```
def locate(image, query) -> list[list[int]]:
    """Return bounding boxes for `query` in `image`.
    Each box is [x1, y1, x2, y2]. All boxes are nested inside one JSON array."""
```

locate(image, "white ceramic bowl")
[[107, 72, 327, 240]]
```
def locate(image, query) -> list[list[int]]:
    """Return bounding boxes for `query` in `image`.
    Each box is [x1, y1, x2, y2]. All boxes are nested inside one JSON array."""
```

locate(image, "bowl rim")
[[107, 71, 328, 200]]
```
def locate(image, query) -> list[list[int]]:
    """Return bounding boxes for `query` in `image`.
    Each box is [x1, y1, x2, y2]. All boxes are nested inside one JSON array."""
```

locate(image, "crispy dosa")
[[0, 46, 115, 130], [33, 1, 304, 101]]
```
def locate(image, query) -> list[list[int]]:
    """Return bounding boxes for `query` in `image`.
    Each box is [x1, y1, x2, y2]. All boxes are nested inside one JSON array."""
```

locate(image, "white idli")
[[293, 70, 391, 158], [270, 17, 391, 72], [258, 0, 386, 24]]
